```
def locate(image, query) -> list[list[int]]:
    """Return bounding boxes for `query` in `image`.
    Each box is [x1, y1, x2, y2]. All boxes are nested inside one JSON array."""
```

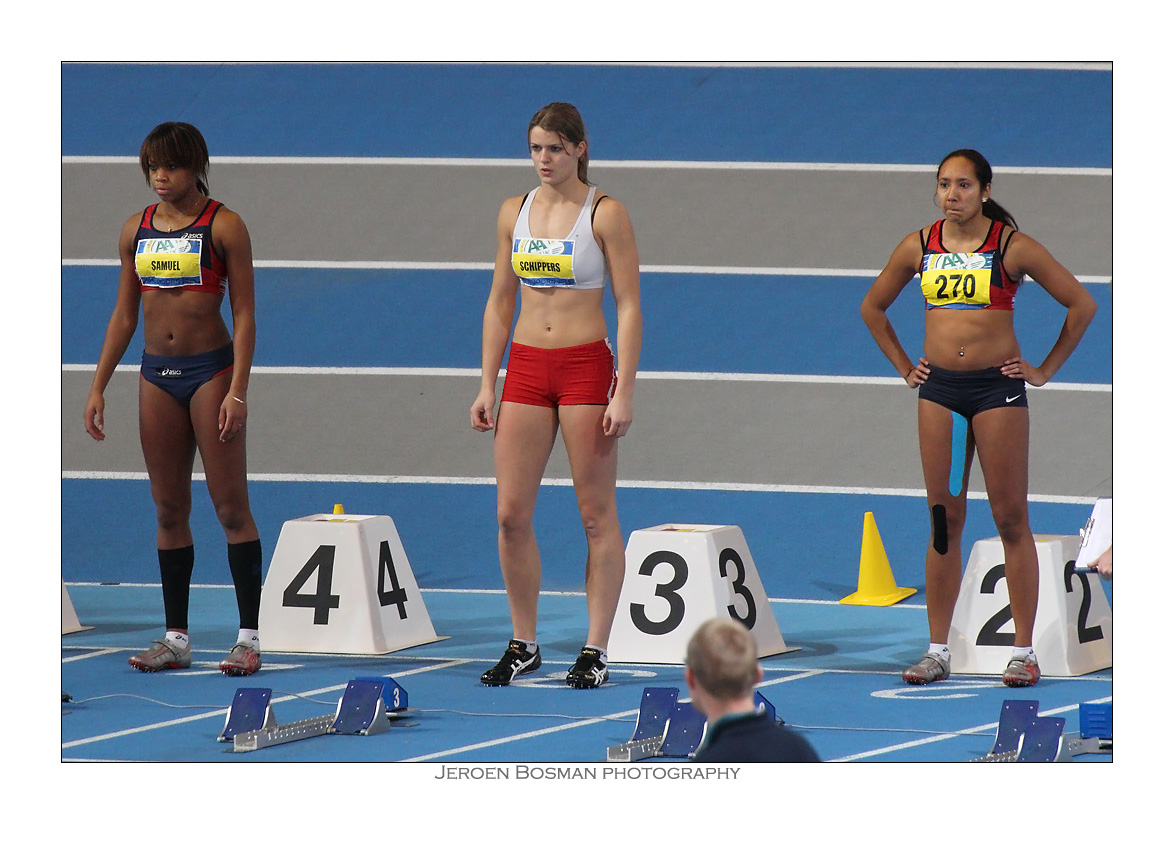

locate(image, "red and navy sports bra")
[[134, 199, 228, 295], [919, 219, 1018, 311]]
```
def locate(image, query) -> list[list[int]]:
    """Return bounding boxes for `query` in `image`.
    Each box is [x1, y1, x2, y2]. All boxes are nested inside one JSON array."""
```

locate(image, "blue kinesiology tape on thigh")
[[949, 412, 967, 498]]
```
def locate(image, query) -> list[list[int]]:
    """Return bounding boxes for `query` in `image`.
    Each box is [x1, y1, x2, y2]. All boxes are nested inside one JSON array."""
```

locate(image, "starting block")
[[608, 524, 797, 664], [258, 511, 445, 655], [226, 675, 416, 752], [969, 700, 1069, 762], [604, 685, 782, 762], [948, 534, 1112, 676], [607, 687, 679, 762], [969, 700, 1111, 762]]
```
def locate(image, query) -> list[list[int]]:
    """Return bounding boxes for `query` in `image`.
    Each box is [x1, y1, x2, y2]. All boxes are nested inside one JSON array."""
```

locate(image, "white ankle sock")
[[929, 643, 950, 660], [237, 629, 260, 648], [585, 644, 608, 664], [165, 630, 189, 648]]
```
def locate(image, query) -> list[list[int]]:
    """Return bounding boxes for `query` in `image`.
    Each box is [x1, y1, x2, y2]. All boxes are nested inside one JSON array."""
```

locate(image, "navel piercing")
[[959, 347, 965, 357]]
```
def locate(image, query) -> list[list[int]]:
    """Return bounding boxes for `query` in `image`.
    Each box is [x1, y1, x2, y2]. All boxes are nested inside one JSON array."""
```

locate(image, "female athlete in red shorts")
[[471, 103, 642, 689]]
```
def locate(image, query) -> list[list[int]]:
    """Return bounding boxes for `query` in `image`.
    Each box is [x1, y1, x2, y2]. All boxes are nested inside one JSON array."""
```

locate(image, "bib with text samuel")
[[136, 237, 205, 289]]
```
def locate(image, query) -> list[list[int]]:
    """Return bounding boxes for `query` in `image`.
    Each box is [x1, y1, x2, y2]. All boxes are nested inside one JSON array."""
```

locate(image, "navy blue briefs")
[[918, 364, 1027, 419], [141, 343, 234, 407]]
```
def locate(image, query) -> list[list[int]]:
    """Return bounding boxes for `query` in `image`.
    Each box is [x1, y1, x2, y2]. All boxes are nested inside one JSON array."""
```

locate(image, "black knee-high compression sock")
[[159, 545, 195, 631], [227, 539, 263, 630]]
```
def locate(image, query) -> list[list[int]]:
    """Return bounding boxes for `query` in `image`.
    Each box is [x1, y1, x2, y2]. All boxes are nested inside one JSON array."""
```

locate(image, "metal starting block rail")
[[223, 676, 417, 753], [968, 700, 1112, 763]]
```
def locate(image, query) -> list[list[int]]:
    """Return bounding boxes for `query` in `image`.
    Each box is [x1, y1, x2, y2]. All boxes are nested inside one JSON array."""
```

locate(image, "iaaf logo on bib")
[[517, 239, 566, 256], [928, 252, 991, 270], [141, 238, 195, 255]]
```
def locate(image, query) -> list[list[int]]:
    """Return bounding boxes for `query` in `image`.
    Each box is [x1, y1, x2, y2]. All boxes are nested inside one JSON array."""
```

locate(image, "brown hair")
[[527, 102, 589, 184], [139, 122, 211, 196]]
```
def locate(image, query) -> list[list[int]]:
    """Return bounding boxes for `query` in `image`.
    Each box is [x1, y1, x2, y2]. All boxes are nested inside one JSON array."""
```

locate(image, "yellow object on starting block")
[[840, 512, 917, 606]]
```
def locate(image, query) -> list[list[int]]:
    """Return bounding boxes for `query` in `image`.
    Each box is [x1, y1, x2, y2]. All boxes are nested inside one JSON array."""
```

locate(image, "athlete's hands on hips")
[[471, 390, 496, 432], [602, 394, 632, 438], [84, 392, 106, 441], [1000, 356, 1047, 387], [905, 357, 931, 388], [219, 395, 247, 443]]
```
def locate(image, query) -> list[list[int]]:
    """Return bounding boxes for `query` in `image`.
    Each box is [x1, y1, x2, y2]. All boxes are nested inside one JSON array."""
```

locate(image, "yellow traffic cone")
[[840, 512, 917, 606], [333, 504, 345, 515]]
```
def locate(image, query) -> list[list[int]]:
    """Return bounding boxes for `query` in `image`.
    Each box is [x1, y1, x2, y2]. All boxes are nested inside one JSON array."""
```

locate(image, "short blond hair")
[[686, 619, 758, 699]]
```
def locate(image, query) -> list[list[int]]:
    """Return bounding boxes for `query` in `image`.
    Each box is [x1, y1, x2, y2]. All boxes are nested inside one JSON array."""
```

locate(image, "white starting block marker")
[[948, 535, 1112, 677], [258, 512, 444, 654], [62, 579, 92, 635], [607, 524, 796, 665]]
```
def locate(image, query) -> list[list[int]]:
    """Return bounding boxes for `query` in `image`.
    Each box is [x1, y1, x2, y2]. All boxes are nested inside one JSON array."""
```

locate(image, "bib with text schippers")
[[136, 237, 206, 289], [513, 238, 577, 288], [921, 251, 994, 309]]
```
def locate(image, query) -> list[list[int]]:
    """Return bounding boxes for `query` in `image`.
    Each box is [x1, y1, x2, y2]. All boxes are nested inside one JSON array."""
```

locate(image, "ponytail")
[[982, 198, 1017, 231]]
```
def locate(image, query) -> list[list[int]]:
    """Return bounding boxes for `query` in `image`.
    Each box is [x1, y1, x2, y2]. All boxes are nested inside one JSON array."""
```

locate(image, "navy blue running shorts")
[[140, 343, 235, 407], [918, 364, 1027, 419]]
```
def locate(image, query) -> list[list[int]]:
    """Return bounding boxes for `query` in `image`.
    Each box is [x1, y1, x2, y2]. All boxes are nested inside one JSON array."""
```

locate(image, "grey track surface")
[[61, 162, 1111, 500], [64, 162, 1110, 273]]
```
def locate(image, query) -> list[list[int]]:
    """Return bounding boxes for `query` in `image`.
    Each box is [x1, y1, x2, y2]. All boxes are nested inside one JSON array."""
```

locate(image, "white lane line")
[[58, 363, 1111, 392], [57, 471, 1102, 505], [59, 258, 1112, 284], [62, 155, 1111, 175]]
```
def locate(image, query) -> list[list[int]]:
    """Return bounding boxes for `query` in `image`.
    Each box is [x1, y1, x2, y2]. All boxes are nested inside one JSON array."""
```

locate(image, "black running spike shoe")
[[480, 639, 542, 686], [566, 647, 609, 689]]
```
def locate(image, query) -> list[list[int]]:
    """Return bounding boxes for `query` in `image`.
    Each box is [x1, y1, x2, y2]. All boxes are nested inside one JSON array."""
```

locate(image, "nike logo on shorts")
[[1005, 394, 1022, 403]]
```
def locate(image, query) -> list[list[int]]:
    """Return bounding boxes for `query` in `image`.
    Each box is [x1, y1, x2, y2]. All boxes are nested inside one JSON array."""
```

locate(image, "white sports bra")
[[511, 186, 608, 290]]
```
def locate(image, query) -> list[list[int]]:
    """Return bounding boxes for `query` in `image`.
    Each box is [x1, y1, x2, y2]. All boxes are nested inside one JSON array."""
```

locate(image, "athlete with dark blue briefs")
[[84, 122, 264, 677], [861, 149, 1097, 688]]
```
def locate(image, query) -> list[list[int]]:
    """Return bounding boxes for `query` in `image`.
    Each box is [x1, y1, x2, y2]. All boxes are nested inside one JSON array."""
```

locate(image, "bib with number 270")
[[920, 252, 994, 309]]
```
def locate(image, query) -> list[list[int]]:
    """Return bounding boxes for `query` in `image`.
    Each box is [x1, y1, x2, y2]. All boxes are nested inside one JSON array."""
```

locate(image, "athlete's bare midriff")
[[511, 284, 608, 349], [142, 289, 231, 355], [924, 307, 1019, 371]]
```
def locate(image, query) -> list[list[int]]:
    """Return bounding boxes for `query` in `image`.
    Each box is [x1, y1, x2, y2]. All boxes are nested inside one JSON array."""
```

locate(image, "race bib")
[[513, 238, 575, 287], [921, 252, 993, 308], [136, 237, 204, 289]]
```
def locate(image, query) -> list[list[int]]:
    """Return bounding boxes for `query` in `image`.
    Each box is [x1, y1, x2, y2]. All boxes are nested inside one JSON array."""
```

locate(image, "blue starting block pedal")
[[332, 679, 392, 735], [991, 699, 1039, 756], [661, 700, 708, 758], [754, 690, 781, 724], [229, 677, 413, 752], [219, 688, 277, 742], [631, 687, 678, 742], [1016, 718, 1069, 763]]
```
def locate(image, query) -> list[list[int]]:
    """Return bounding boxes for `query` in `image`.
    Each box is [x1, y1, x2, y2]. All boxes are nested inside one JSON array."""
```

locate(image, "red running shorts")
[[501, 339, 617, 407]]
